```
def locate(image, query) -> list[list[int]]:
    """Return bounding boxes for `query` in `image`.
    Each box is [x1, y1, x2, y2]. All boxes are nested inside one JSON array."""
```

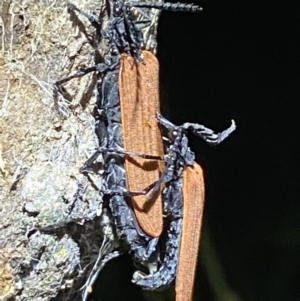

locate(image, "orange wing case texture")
[[176, 162, 205, 301], [118, 51, 165, 237]]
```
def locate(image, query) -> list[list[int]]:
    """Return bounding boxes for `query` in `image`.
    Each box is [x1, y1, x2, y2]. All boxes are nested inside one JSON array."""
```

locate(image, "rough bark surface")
[[0, 1, 104, 300]]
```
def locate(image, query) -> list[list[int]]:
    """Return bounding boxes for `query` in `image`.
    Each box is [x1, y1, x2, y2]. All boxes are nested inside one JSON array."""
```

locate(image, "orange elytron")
[[118, 50, 165, 237], [176, 162, 205, 301]]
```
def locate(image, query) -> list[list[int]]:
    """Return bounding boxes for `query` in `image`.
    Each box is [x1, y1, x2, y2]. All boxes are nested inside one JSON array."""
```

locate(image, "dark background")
[[94, 1, 300, 300]]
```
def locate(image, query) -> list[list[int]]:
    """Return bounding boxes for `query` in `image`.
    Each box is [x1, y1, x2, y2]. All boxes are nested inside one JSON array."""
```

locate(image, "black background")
[[94, 1, 300, 300]]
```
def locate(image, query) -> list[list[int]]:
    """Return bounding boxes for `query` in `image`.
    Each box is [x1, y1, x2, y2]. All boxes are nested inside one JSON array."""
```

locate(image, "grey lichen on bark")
[[0, 0, 161, 300], [0, 0, 107, 300]]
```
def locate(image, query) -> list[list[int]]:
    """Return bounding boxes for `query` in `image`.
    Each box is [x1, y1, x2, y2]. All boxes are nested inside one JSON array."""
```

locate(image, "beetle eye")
[[168, 130, 177, 140], [113, 1, 121, 14]]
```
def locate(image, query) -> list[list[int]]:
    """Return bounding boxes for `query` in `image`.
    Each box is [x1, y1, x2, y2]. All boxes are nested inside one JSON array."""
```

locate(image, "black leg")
[[183, 119, 236, 145], [68, 2, 103, 29], [80, 147, 164, 173]]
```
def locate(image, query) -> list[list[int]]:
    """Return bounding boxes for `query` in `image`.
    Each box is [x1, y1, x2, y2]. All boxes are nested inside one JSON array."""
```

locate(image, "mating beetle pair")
[[50, 1, 236, 300]]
